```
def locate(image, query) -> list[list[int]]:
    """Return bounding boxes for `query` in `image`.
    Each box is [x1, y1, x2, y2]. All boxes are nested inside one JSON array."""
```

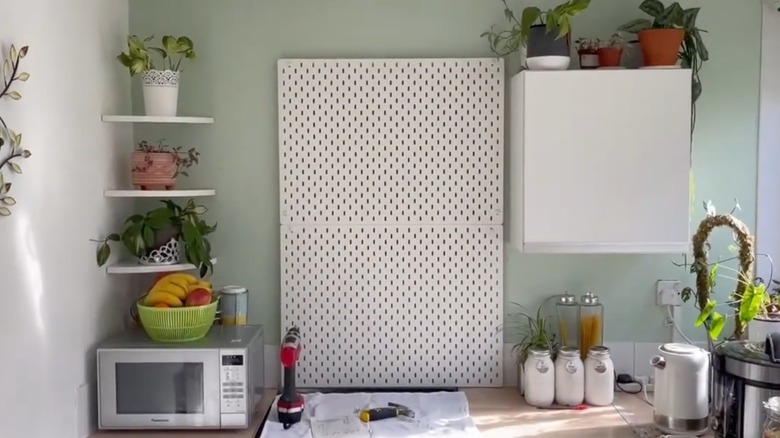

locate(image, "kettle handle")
[[650, 355, 666, 370]]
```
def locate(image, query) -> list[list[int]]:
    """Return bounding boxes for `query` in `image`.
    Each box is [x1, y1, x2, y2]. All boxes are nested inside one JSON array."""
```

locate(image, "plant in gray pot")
[[95, 199, 217, 278], [482, 0, 591, 70]]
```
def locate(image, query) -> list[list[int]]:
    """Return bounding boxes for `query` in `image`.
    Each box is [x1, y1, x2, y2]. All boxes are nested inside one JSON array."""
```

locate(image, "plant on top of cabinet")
[[678, 202, 759, 344], [597, 33, 628, 68], [132, 140, 200, 190], [575, 38, 600, 69], [117, 35, 196, 117], [482, 0, 591, 70], [618, 0, 709, 130], [0, 44, 30, 218], [95, 199, 217, 277]]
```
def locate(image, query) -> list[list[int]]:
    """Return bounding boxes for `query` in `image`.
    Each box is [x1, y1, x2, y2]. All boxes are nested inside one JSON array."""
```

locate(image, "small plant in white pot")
[[117, 35, 196, 117]]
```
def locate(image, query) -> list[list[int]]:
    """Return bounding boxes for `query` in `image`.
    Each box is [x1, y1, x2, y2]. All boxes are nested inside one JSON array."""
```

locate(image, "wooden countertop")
[[91, 387, 672, 438]]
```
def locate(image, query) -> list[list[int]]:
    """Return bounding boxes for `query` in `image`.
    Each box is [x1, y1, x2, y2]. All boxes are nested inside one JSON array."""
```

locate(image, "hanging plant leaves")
[[2, 196, 16, 206], [695, 300, 716, 327], [0, 207, 10, 216], [8, 91, 21, 101], [708, 312, 725, 340], [96, 243, 111, 266], [9, 162, 21, 174], [739, 283, 766, 325], [18, 46, 28, 58], [16, 72, 29, 82]]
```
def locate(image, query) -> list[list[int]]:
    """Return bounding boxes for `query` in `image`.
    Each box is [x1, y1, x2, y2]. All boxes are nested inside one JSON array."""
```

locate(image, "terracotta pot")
[[597, 47, 623, 68], [638, 29, 684, 67], [131, 151, 177, 190], [578, 49, 599, 69]]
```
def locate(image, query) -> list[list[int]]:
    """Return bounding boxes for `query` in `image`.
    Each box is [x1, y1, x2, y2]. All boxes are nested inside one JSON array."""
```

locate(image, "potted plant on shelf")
[[506, 303, 558, 394], [597, 33, 627, 68], [95, 199, 217, 277], [575, 38, 600, 69], [482, 0, 591, 70], [618, 0, 708, 131], [117, 35, 196, 117], [131, 140, 200, 190]]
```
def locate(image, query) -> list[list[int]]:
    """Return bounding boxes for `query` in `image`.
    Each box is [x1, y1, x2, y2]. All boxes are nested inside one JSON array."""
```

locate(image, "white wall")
[[0, 1, 132, 437], [758, 4, 780, 281]]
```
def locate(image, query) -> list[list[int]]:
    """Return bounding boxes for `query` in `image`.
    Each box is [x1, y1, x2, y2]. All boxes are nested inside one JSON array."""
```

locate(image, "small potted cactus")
[[575, 38, 600, 69], [131, 140, 199, 190]]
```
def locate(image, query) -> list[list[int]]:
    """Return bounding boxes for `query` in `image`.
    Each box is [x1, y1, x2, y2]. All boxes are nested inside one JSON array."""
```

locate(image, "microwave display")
[[115, 363, 204, 414], [222, 355, 243, 366]]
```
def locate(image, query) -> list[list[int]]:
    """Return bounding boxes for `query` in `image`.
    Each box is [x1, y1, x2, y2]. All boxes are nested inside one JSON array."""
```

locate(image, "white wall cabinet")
[[510, 70, 692, 254]]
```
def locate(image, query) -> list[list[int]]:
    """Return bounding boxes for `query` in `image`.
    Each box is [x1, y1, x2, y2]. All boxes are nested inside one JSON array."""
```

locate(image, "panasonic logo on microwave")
[[150, 418, 169, 423]]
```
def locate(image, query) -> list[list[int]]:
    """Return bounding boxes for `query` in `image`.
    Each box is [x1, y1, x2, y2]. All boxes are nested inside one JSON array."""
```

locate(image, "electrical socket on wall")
[[656, 279, 682, 306]]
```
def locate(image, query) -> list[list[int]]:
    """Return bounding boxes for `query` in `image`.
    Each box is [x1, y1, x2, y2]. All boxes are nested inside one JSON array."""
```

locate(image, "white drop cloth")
[[260, 391, 483, 438]]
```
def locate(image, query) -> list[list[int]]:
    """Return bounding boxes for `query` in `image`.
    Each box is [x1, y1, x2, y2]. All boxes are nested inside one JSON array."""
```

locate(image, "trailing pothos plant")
[[506, 302, 559, 366], [678, 201, 763, 345], [95, 199, 217, 277], [0, 44, 31, 217], [618, 0, 709, 132], [481, 0, 591, 56], [117, 35, 196, 76]]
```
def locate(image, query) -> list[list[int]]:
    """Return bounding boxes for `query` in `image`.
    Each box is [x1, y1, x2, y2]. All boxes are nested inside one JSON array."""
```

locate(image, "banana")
[[144, 290, 183, 307], [165, 273, 198, 285], [167, 277, 192, 291], [150, 283, 187, 300]]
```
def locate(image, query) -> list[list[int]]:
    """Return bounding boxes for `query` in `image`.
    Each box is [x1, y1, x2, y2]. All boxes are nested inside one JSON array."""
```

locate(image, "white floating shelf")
[[101, 115, 215, 124], [106, 258, 218, 274], [104, 189, 216, 198]]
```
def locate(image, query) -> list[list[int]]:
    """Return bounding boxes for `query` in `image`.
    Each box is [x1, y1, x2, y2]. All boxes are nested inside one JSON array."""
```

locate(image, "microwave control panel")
[[220, 351, 246, 414]]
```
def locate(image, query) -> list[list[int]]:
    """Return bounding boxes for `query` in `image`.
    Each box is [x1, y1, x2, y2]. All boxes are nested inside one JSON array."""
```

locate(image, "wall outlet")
[[656, 279, 682, 306]]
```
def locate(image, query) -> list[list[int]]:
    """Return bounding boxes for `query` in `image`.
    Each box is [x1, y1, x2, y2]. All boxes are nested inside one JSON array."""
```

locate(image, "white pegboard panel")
[[281, 225, 503, 388], [278, 58, 504, 225]]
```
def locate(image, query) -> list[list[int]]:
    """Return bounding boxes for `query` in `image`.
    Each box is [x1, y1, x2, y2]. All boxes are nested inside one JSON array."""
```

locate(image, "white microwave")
[[97, 325, 264, 430]]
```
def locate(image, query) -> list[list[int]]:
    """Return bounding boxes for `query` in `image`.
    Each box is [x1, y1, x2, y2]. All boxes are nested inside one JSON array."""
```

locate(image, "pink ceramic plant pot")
[[131, 151, 177, 190]]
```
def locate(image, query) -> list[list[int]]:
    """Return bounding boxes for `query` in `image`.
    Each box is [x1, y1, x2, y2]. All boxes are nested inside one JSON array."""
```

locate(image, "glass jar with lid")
[[556, 293, 580, 349], [523, 348, 555, 408], [579, 292, 603, 360], [765, 397, 780, 438]]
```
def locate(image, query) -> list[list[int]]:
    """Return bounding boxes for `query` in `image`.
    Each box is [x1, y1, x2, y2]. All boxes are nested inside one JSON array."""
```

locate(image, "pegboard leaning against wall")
[[278, 58, 504, 388]]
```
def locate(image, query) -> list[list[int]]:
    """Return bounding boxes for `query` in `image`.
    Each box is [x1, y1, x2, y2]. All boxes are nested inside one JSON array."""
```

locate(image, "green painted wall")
[[129, 0, 761, 343]]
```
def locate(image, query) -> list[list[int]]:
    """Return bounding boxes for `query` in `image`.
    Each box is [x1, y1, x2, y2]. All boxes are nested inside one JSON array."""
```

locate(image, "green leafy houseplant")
[[0, 44, 31, 217], [618, 0, 709, 130], [134, 140, 200, 178], [96, 199, 217, 277], [679, 202, 761, 343], [117, 35, 196, 76], [481, 0, 591, 57], [506, 302, 558, 366]]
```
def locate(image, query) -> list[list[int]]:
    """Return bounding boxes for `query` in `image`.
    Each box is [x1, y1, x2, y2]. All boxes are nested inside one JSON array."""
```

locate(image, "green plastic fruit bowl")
[[136, 297, 219, 342]]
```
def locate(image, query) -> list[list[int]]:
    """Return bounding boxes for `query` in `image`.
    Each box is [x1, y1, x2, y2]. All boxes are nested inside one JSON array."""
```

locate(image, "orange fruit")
[[154, 303, 170, 308]]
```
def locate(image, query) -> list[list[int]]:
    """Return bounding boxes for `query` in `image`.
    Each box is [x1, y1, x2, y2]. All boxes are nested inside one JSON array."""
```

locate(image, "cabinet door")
[[520, 70, 691, 253]]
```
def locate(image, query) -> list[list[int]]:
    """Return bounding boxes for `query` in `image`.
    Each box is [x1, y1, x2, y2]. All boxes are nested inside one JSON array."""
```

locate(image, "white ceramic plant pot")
[[142, 69, 180, 117], [749, 316, 780, 342]]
